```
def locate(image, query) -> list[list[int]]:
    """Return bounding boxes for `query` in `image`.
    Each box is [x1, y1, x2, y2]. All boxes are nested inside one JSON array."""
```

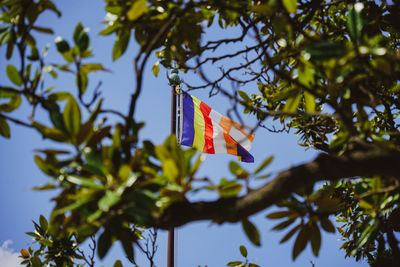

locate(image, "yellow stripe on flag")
[[192, 96, 205, 151]]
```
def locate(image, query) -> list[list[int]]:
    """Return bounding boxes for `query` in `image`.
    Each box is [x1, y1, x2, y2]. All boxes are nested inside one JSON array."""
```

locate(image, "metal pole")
[[167, 68, 180, 267], [168, 84, 176, 267]]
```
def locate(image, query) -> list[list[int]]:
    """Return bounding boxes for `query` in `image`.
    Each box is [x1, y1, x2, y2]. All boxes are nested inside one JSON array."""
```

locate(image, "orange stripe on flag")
[[200, 102, 215, 153], [219, 116, 237, 155], [232, 120, 255, 142]]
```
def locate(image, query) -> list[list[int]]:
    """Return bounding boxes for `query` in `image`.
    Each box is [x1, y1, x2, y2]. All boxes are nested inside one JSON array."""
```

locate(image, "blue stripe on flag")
[[181, 92, 195, 147], [237, 144, 254, 163]]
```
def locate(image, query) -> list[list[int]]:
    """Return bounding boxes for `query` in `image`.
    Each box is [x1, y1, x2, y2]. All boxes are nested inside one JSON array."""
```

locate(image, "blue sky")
[[0, 1, 369, 266]]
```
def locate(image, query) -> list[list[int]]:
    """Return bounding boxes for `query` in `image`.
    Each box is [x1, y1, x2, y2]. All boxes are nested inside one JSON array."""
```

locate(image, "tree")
[[1, 0, 400, 266]]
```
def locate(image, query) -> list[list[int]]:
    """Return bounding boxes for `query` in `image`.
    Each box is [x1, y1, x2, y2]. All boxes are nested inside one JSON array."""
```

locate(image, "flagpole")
[[168, 68, 181, 267]]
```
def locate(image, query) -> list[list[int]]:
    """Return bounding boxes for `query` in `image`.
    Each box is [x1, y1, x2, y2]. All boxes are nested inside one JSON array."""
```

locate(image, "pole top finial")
[[168, 68, 181, 87]]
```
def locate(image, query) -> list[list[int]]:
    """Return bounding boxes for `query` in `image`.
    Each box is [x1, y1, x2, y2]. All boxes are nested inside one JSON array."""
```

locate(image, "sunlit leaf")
[[152, 60, 160, 77], [63, 96, 81, 137], [254, 156, 273, 174], [66, 175, 104, 189], [283, 93, 301, 113], [282, 0, 297, 14], [127, 0, 148, 21], [6, 64, 22, 86]]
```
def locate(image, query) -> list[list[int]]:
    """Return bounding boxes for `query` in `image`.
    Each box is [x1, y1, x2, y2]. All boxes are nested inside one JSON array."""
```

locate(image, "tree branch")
[[154, 141, 400, 229]]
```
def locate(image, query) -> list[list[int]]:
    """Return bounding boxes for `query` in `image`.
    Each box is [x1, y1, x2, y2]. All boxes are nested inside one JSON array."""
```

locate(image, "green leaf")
[[218, 179, 242, 198], [304, 92, 316, 113], [76, 70, 88, 95], [162, 159, 179, 183], [242, 218, 261, 246], [6, 64, 22, 86], [112, 31, 130, 61], [32, 25, 54, 34], [266, 210, 295, 219], [320, 217, 335, 233], [305, 42, 346, 61], [0, 95, 21, 112], [113, 260, 123, 267], [292, 225, 308, 260], [48, 91, 72, 101], [298, 62, 315, 88], [39, 215, 48, 232], [152, 60, 160, 77], [63, 97, 81, 137], [239, 245, 247, 258], [30, 256, 42, 267], [282, 0, 297, 14], [280, 224, 301, 244], [120, 232, 135, 262], [227, 261, 242, 266], [55, 37, 70, 53], [310, 222, 321, 256], [254, 156, 273, 174], [6, 40, 14, 59], [359, 199, 373, 210], [127, 0, 148, 21], [0, 117, 10, 138], [0, 31, 11, 45], [238, 90, 250, 101], [73, 22, 89, 52], [283, 93, 301, 113], [98, 190, 120, 212], [272, 218, 296, 231], [229, 161, 249, 179], [98, 230, 112, 259], [347, 3, 365, 43], [66, 175, 104, 189], [33, 155, 53, 176]]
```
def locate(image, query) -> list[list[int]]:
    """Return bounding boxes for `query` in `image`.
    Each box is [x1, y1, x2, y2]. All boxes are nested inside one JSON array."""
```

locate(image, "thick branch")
[[154, 142, 400, 229]]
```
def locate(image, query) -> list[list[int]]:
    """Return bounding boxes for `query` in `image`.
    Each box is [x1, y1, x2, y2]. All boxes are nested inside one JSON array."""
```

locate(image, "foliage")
[[1, 0, 400, 266]]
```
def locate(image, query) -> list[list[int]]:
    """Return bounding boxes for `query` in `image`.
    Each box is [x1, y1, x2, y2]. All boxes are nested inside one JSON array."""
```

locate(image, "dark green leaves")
[[0, 117, 10, 138], [320, 217, 335, 233], [39, 215, 48, 232], [241, 218, 261, 246], [73, 22, 89, 52], [239, 245, 247, 257], [98, 230, 112, 259], [347, 3, 366, 43], [292, 225, 308, 260], [305, 42, 346, 61], [6, 64, 22, 86], [55, 37, 70, 53], [113, 260, 123, 267]]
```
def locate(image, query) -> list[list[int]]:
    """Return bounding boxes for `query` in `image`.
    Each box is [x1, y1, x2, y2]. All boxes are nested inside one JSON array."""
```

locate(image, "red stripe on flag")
[[200, 102, 215, 154]]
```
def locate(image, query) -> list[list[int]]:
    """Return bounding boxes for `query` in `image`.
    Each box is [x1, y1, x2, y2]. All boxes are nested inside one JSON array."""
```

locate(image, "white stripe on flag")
[[229, 126, 252, 151], [209, 109, 227, 154]]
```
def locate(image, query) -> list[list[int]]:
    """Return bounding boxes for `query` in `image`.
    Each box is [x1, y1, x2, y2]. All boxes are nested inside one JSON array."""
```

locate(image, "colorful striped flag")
[[179, 92, 255, 163]]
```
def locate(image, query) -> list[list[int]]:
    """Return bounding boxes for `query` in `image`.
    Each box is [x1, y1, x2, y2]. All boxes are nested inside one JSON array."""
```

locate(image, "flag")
[[179, 91, 255, 163]]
